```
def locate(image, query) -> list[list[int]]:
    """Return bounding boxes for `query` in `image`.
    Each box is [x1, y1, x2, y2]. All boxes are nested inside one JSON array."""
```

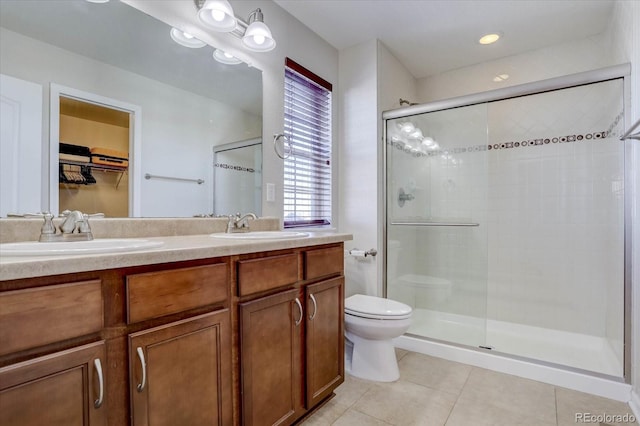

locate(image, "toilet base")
[[345, 332, 400, 382]]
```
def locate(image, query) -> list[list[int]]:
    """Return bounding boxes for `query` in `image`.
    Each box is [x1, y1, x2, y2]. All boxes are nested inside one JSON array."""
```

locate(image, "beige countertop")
[[0, 232, 353, 281]]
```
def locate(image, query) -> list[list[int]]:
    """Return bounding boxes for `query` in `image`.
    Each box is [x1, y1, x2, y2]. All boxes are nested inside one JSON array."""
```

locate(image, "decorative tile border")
[[214, 162, 256, 173], [388, 129, 616, 158], [487, 131, 607, 151]]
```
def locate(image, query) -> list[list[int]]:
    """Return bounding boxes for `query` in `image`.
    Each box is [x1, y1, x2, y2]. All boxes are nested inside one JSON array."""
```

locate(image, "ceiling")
[[273, 0, 615, 79]]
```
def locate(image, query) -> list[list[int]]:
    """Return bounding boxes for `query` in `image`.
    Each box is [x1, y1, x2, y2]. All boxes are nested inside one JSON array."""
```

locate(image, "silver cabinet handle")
[[136, 347, 147, 392], [94, 358, 104, 409], [294, 298, 303, 326], [309, 294, 317, 320]]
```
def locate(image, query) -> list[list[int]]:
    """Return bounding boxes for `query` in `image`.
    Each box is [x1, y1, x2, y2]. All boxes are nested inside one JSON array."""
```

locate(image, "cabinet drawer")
[[127, 263, 228, 324], [305, 246, 344, 280], [0, 280, 103, 356], [237, 253, 299, 296]]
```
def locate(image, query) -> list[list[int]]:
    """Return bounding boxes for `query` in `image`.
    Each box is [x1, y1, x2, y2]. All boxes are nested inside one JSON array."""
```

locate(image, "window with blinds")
[[283, 58, 332, 228]]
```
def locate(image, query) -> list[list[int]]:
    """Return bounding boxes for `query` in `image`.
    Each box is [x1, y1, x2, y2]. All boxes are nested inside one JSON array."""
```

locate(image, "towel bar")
[[144, 173, 204, 184]]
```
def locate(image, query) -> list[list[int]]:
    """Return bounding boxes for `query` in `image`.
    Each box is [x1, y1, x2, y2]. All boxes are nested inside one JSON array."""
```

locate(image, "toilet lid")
[[345, 294, 412, 319]]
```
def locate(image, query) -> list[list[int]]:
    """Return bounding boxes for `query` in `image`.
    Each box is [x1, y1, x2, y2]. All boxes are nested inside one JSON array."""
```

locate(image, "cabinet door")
[[0, 341, 107, 426], [240, 289, 304, 426], [305, 277, 344, 408], [129, 310, 231, 426]]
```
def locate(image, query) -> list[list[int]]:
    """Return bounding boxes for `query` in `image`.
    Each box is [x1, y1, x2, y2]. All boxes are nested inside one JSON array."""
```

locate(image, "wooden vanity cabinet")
[[237, 244, 345, 426], [0, 280, 107, 426], [304, 277, 344, 409], [125, 263, 232, 426], [129, 310, 232, 426], [239, 289, 305, 426], [0, 240, 347, 426], [0, 341, 107, 426]]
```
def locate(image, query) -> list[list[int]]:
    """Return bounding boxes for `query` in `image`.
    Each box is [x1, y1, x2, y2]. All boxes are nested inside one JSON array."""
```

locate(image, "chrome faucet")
[[39, 210, 94, 242], [226, 212, 258, 233]]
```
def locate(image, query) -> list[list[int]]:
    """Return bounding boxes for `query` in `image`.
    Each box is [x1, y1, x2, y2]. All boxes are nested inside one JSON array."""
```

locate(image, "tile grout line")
[[442, 365, 475, 425]]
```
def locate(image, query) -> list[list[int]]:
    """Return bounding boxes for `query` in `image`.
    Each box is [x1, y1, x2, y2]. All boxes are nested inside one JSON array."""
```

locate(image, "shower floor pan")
[[408, 308, 623, 377]]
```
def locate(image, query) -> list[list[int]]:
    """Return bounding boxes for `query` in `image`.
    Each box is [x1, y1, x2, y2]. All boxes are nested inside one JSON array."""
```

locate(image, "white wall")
[[124, 0, 339, 221], [338, 40, 378, 297], [337, 40, 418, 297], [0, 27, 260, 217]]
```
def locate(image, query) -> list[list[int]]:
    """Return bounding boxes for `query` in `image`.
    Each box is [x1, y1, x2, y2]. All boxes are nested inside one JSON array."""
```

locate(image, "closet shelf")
[[59, 159, 128, 173], [59, 160, 127, 189]]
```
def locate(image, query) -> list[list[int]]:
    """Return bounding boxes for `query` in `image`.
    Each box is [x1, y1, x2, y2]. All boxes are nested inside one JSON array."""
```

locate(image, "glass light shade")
[[198, 0, 237, 32], [398, 122, 415, 133], [242, 21, 276, 52], [213, 49, 242, 65], [421, 137, 435, 147], [409, 129, 423, 140], [170, 28, 206, 48]]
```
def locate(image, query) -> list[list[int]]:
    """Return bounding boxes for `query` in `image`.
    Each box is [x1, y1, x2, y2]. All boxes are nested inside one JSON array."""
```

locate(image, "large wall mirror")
[[0, 0, 262, 218]]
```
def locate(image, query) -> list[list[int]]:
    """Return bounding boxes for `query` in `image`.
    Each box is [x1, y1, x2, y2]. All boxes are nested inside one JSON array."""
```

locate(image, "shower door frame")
[[381, 63, 633, 381]]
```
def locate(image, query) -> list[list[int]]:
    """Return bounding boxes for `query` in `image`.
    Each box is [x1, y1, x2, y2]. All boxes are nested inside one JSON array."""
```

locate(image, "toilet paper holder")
[[348, 248, 378, 258]]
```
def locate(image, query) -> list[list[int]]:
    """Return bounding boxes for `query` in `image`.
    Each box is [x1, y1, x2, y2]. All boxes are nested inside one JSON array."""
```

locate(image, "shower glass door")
[[483, 79, 625, 377], [386, 104, 490, 348], [385, 77, 625, 378]]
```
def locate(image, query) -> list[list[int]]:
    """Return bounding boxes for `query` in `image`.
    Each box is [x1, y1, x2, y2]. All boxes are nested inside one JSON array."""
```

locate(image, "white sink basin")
[[0, 238, 164, 257], [210, 231, 309, 240]]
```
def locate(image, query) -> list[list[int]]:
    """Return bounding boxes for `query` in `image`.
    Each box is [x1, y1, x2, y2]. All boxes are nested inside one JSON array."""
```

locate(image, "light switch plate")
[[266, 183, 275, 202]]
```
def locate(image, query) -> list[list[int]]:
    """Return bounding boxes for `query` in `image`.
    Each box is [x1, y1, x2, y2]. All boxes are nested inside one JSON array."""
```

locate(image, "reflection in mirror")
[[213, 139, 262, 217], [0, 0, 262, 218]]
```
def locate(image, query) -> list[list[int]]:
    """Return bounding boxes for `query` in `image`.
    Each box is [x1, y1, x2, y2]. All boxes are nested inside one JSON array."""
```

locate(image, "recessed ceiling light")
[[493, 74, 510, 82], [479, 33, 501, 45]]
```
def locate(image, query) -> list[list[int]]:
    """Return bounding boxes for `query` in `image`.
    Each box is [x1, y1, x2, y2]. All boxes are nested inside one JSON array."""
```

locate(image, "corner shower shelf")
[[390, 221, 479, 227]]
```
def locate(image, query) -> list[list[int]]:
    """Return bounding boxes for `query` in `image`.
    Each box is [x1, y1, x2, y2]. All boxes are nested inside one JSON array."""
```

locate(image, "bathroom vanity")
[[0, 222, 351, 426]]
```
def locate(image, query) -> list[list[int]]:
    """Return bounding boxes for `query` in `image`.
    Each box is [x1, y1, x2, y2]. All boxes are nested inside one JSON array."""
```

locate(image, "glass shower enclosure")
[[384, 72, 627, 378]]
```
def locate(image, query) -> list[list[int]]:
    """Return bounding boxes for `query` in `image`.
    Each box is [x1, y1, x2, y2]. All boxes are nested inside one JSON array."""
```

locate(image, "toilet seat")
[[345, 294, 412, 320]]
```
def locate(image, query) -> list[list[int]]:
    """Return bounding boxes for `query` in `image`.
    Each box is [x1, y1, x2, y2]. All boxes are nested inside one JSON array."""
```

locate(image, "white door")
[[0, 74, 43, 217]]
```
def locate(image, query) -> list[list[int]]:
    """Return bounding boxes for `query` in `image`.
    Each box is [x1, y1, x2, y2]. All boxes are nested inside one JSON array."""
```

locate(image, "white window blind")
[[283, 59, 332, 228]]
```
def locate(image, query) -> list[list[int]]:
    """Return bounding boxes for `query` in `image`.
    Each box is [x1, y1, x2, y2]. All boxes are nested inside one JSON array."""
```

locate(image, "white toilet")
[[344, 294, 412, 382]]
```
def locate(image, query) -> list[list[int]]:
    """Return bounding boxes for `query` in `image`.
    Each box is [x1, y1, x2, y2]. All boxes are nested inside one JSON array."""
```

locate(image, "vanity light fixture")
[[213, 48, 242, 64], [479, 33, 501, 45], [170, 28, 206, 48], [242, 9, 276, 52], [195, 1, 276, 53], [197, 0, 237, 32]]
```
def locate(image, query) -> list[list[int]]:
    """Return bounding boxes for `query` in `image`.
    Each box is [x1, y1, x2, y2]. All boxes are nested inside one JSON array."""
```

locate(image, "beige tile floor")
[[302, 350, 638, 426]]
